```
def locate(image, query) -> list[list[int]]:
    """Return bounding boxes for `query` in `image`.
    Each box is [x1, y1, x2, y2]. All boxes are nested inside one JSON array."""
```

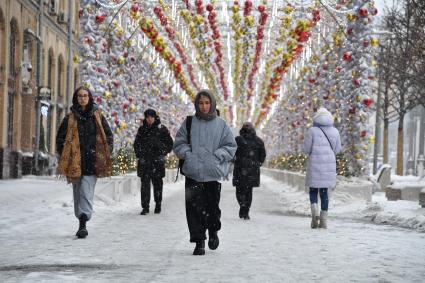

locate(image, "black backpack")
[[175, 116, 192, 181]]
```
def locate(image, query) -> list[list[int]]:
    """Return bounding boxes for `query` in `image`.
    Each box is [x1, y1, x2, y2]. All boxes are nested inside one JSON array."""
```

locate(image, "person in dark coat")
[[56, 86, 113, 238], [134, 109, 173, 215], [232, 122, 266, 220]]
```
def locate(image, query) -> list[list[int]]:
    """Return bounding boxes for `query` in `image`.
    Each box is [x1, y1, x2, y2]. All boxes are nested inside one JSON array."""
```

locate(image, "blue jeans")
[[309, 188, 328, 211]]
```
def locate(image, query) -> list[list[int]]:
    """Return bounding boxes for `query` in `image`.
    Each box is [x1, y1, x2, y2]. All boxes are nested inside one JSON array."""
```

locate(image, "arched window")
[[7, 19, 18, 148], [56, 55, 64, 137], [57, 55, 63, 98], [47, 49, 54, 90]]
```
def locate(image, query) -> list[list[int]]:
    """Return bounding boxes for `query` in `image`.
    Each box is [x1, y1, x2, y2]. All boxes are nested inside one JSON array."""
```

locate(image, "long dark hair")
[[72, 86, 94, 107]]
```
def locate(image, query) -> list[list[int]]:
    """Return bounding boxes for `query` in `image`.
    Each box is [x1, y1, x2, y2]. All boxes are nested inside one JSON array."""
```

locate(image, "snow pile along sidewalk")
[[262, 175, 425, 232]]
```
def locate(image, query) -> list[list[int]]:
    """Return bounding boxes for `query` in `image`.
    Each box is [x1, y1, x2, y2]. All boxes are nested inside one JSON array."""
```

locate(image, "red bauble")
[[131, 3, 139, 13], [95, 15, 106, 24], [153, 7, 161, 15], [363, 40, 369, 47], [363, 97, 374, 107], [206, 3, 213, 12], [359, 8, 368, 17], [258, 5, 265, 13], [353, 79, 361, 87], [343, 52, 352, 61], [360, 130, 367, 137]]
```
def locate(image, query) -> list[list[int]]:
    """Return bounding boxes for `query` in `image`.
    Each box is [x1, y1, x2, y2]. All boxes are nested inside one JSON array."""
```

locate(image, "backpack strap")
[[318, 127, 334, 152], [175, 116, 193, 182], [186, 116, 192, 147]]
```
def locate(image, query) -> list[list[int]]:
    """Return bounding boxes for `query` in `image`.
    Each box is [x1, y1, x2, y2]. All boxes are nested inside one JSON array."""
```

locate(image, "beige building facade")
[[0, 0, 80, 178]]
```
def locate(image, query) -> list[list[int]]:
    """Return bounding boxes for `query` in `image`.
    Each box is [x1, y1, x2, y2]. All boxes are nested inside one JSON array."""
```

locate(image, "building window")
[[57, 56, 63, 97]]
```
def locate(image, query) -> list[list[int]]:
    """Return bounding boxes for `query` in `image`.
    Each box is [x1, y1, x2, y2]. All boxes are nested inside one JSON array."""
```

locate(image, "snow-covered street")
[[1, 176, 425, 282]]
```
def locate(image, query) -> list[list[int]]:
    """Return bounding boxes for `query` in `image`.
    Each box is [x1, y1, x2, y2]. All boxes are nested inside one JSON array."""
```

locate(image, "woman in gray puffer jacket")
[[173, 90, 237, 256], [303, 107, 341, 229]]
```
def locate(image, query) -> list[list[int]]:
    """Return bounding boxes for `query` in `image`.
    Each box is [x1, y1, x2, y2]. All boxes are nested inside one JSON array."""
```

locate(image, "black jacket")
[[133, 117, 173, 177], [56, 103, 113, 176], [232, 127, 266, 188]]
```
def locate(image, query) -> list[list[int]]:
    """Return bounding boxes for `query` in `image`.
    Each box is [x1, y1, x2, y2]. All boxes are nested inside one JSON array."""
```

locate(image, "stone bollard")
[[386, 185, 401, 201], [420, 189, 425, 208]]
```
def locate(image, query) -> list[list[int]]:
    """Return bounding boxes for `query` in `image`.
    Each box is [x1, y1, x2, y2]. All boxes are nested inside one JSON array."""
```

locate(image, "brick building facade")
[[0, 0, 80, 178]]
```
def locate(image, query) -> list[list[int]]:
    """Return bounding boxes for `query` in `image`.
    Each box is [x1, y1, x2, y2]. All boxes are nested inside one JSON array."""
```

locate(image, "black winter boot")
[[140, 208, 149, 215], [208, 230, 219, 250], [193, 240, 205, 255], [76, 214, 88, 239], [244, 209, 250, 220], [154, 203, 161, 214], [239, 207, 244, 219]]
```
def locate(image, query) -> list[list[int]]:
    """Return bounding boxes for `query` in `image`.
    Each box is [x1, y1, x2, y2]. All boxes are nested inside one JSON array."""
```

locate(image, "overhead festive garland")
[[153, 6, 201, 92], [139, 17, 196, 100], [251, 4, 295, 123], [254, 6, 321, 126], [262, 0, 378, 177], [231, 1, 243, 103], [180, 8, 220, 99], [206, 3, 229, 101], [246, 4, 268, 102]]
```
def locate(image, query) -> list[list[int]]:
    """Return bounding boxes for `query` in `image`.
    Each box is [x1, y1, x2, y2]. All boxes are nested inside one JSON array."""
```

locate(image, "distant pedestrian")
[[56, 86, 113, 238], [303, 107, 341, 229], [134, 109, 173, 215], [173, 90, 237, 255], [232, 122, 266, 220]]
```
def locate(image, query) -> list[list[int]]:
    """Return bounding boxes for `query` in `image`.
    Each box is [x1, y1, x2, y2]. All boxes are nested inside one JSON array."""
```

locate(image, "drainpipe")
[[66, 0, 74, 114], [33, 0, 44, 174]]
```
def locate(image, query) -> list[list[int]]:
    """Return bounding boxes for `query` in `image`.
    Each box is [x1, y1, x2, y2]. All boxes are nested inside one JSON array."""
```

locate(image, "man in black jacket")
[[134, 109, 173, 215], [232, 122, 266, 220]]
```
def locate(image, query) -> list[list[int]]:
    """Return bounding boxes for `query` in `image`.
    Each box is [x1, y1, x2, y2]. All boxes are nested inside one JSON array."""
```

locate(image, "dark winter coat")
[[232, 127, 266, 188], [56, 103, 113, 176], [133, 117, 173, 178]]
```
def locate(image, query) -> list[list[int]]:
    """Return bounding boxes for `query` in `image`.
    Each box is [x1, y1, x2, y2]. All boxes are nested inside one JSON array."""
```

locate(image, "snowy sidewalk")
[[0, 176, 425, 282]]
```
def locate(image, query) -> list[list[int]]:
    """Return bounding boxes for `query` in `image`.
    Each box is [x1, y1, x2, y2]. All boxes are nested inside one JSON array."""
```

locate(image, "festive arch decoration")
[[77, 0, 378, 176]]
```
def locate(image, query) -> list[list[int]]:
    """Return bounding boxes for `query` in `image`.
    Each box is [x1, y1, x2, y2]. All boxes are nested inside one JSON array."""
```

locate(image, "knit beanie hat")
[[313, 107, 332, 120], [144, 108, 158, 118]]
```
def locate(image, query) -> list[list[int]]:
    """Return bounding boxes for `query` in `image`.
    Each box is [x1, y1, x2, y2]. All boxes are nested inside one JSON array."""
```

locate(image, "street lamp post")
[[372, 44, 383, 175], [372, 30, 395, 175], [34, 87, 51, 174]]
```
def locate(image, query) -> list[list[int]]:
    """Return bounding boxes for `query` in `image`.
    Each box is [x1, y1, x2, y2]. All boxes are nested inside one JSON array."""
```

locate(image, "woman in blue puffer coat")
[[303, 107, 341, 229]]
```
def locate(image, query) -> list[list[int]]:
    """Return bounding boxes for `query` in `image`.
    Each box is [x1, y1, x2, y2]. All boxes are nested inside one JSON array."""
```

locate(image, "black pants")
[[236, 186, 253, 210], [140, 174, 163, 209], [185, 177, 221, 243]]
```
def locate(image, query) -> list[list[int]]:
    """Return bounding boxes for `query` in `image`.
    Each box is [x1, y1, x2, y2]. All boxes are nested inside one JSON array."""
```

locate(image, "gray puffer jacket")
[[173, 115, 237, 182]]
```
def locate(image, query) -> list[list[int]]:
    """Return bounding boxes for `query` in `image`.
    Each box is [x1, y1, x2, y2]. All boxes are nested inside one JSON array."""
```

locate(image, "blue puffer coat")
[[173, 115, 236, 183], [303, 113, 342, 188]]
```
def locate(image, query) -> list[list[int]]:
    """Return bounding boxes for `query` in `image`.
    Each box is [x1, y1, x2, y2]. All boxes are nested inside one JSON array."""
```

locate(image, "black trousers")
[[140, 174, 163, 209], [185, 177, 221, 243], [236, 186, 253, 210]]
